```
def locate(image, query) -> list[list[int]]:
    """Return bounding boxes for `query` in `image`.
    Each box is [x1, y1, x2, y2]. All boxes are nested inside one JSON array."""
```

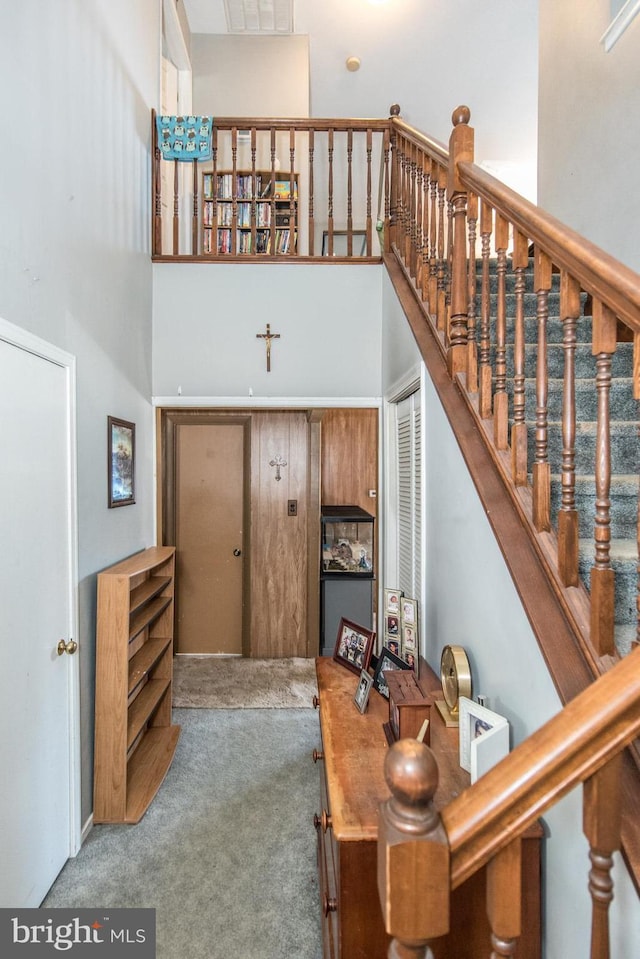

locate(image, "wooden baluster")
[[347, 128, 354, 256], [436, 168, 447, 333], [428, 160, 438, 316], [445, 199, 453, 343], [366, 128, 373, 255], [172, 159, 179, 256], [478, 200, 494, 418], [415, 150, 424, 289], [288, 126, 296, 255], [211, 126, 218, 255], [151, 110, 162, 255], [408, 142, 417, 277], [308, 128, 315, 256], [511, 230, 529, 484], [466, 192, 478, 392], [532, 248, 552, 531], [383, 124, 391, 254], [446, 106, 474, 377], [420, 157, 430, 301], [493, 214, 509, 449], [591, 299, 617, 656], [191, 159, 199, 255], [269, 128, 276, 254], [377, 740, 450, 959], [231, 126, 238, 256], [328, 128, 334, 256], [486, 838, 522, 959], [558, 271, 581, 585], [583, 754, 622, 959], [250, 127, 257, 254], [397, 136, 407, 260], [388, 106, 400, 250]]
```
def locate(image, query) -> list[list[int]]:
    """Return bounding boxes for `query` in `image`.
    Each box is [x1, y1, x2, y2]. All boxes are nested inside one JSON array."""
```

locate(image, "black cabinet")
[[320, 506, 374, 655]]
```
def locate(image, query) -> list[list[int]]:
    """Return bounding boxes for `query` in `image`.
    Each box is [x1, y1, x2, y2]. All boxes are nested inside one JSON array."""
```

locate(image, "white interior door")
[[0, 322, 79, 907]]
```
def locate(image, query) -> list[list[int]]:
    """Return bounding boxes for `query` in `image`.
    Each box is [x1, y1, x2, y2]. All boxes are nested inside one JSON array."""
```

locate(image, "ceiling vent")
[[223, 0, 293, 34]]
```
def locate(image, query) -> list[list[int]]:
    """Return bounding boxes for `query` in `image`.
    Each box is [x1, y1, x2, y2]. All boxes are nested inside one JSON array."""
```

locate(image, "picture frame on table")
[[333, 618, 375, 676], [372, 645, 410, 700], [353, 669, 374, 714], [459, 696, 510, 783], [107, 416, 135, 508]]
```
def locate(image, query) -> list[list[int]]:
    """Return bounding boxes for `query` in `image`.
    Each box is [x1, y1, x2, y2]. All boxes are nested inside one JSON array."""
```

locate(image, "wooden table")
[[313, 657, 542, 959]]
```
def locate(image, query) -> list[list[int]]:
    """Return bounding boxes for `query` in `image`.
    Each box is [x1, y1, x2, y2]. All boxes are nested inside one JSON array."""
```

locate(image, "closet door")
[[396, 390, 422, 601]]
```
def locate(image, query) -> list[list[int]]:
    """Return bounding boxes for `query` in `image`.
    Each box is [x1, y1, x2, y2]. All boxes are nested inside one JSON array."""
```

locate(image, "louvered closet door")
[[396, 391, 422, 600]]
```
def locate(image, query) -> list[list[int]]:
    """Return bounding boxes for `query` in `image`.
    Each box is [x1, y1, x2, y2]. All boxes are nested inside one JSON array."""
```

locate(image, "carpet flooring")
[[172, 655, 319, 708], [43, 708, 323, 959]]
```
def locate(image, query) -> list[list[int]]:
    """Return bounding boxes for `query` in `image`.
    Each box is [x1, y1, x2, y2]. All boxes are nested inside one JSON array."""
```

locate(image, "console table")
[[313, 657, 542, 959]]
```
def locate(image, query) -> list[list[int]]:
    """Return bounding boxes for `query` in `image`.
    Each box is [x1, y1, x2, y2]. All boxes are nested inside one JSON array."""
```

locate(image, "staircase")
[[498, 261, 639, 655]]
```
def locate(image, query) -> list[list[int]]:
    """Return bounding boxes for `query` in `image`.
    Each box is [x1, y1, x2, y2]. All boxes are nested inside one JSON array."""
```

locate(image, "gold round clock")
[[438, 645, 472, 725]]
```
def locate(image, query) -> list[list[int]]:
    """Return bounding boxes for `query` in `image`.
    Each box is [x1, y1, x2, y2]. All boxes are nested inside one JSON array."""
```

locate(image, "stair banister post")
[[378, 739, 450, 959], [446, 105, 474, 379], [388, 104, 401, 250], [583, 753, 622, 959]]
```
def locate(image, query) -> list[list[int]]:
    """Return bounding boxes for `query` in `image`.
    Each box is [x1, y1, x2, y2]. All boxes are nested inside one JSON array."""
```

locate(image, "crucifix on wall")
[[256, 323, 280, 372]]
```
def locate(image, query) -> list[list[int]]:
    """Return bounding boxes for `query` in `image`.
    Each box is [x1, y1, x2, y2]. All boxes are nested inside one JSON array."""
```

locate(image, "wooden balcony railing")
[[151, 110, 391, 260], [379, 644, 640, 959]]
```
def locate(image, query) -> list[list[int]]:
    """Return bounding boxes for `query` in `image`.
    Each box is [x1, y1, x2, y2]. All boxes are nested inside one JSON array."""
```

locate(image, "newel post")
[[378, 739, 450, 959], [447, 106, 474, 379]]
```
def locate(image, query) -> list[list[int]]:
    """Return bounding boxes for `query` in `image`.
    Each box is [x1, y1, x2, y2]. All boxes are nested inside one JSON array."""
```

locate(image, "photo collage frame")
[[382, 588, 419, 676]]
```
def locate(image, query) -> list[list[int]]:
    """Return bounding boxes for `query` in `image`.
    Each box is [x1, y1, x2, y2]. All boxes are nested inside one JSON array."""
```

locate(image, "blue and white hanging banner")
[[155, 115, 213, 161]]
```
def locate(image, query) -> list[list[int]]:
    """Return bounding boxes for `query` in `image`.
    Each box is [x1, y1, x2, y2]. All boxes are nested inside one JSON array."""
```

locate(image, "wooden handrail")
[[458, 160, 640, 333], [443, 644, 640, 889]]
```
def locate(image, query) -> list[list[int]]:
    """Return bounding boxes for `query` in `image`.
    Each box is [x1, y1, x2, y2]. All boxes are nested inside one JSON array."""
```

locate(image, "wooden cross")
[[256, 323, 280, 372]]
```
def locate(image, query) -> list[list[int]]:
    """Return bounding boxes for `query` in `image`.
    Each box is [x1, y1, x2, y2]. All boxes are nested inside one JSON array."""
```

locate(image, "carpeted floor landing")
[[172, 655, 319, 708], [43, 708, 323, 959]]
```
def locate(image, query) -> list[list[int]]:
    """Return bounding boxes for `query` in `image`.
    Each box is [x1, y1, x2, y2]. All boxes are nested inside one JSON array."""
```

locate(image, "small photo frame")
[[459, 697, 510, 783], [401, 598, 418, 626], [402, 623, 417, 653], [386, 614, 399, 636], [333, 618, 375, 676], [372, 645, 410, 699], [384, 588, 402, 615], [108, 416, 135, 508], [353, 669, 374, 714]]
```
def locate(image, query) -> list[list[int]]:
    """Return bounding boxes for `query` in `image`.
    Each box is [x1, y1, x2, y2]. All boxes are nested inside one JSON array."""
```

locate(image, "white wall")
[[192, 34, 310, 116], [153, 263, 383, 399], [538, 0, 640, 271], [380, 270, 640, 958], [297, 0, 539, 198], [0, 0, 159, 824]]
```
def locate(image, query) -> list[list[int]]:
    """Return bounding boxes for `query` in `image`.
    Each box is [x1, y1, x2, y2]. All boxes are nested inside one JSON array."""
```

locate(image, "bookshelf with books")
[[202, 171, 298, 255]]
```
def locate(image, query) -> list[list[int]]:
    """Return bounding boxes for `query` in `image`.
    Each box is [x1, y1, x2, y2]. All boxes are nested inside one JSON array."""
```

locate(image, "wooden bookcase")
[[202, 170, 298, 255], [93, 546, 180, 824]]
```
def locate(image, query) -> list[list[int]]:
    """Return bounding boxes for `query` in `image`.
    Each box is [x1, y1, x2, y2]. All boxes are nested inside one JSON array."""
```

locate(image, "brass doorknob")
[[57, 639, 78, 656]]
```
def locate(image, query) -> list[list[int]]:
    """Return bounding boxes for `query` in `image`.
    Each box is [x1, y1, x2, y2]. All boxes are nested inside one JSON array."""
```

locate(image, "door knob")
[[57, 639, 78, 656], [233, 548, 242, 557]]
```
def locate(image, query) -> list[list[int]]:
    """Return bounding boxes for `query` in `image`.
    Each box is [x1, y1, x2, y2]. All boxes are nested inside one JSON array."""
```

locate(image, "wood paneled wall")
[[320, 408, 378, 517]]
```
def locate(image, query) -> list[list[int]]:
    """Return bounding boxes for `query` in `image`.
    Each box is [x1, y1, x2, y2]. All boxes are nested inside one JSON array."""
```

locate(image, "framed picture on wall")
[[108, 416, 135, 508]]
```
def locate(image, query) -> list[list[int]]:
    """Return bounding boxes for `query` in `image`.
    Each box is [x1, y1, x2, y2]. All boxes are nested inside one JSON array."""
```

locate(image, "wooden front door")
[[175, 421, 246, 654]]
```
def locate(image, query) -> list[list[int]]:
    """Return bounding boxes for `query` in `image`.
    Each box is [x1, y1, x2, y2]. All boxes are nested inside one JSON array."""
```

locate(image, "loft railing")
[[151, 110, 390, 260], [378, 644, 640, 959]]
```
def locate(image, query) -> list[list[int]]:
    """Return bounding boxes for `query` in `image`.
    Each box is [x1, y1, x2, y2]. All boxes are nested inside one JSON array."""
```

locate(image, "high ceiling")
[[181, 0, 294, 34]]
